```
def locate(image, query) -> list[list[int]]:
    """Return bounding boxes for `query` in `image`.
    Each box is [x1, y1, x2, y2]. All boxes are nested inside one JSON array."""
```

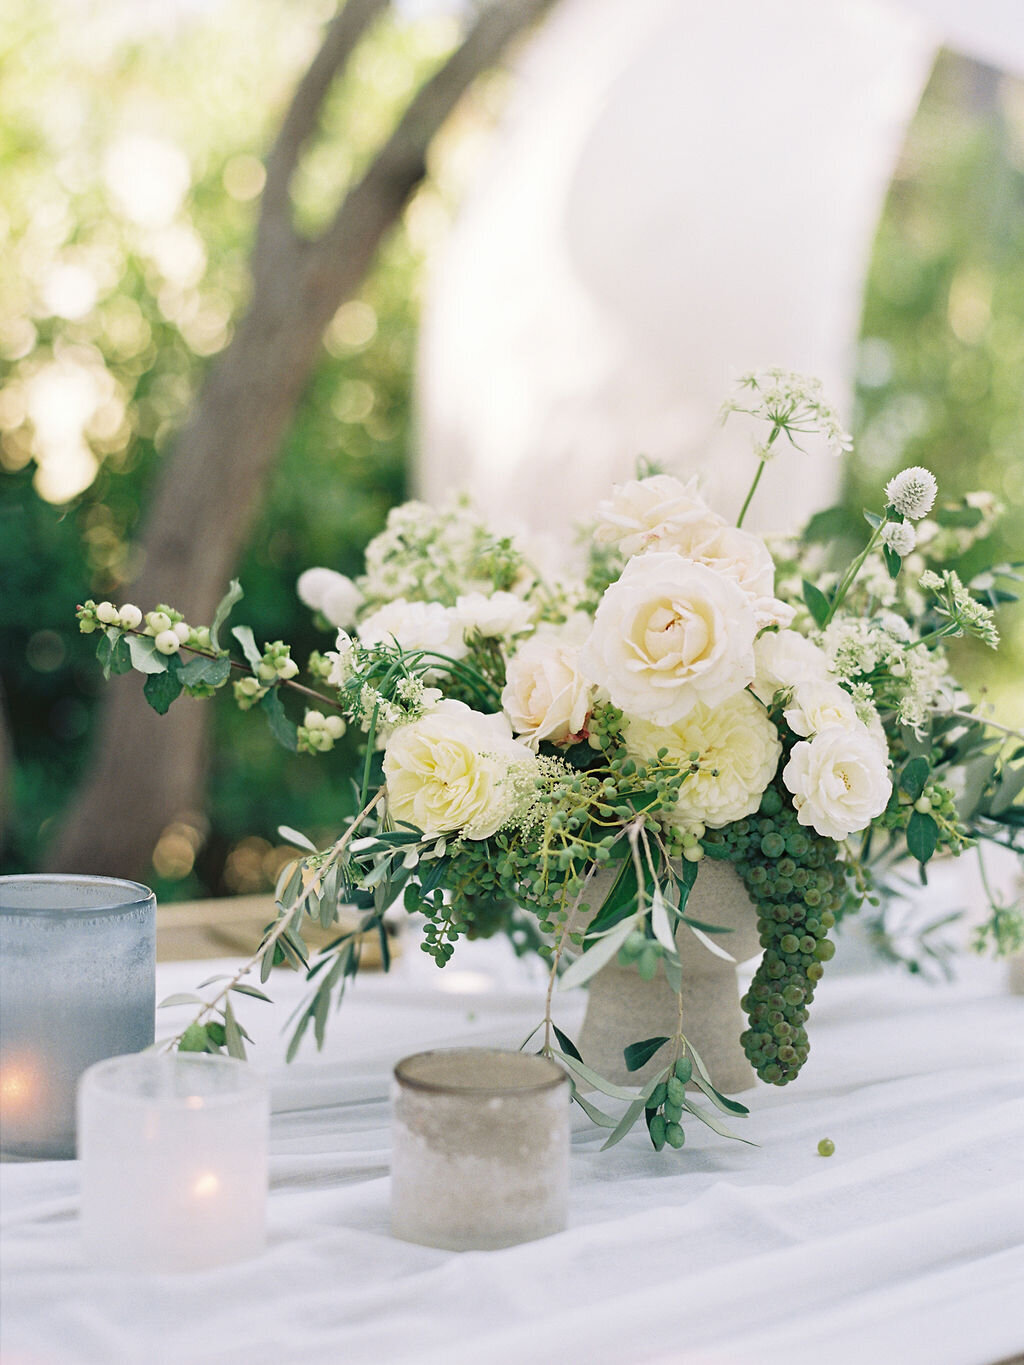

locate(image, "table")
[[2, 921, 1022, 1365]]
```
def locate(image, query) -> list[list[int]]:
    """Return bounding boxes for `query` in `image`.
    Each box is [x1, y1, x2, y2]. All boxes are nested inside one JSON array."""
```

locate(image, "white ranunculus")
[[580, 553, 757, 726], [782, 724, 892, 840], [297, 568, 363, 628], [751, 629, 832, 704], [357, 599, 467, 660], [455, 591, 534, 640], [592, 474, 722, 558], [784, 679, 861, 738], [383, 700, 538, 840], [624, 690, 781, 829], [501, 627, 593, 748]]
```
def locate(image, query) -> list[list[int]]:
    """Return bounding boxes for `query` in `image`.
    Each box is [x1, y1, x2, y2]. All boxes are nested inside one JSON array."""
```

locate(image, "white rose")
[[593, 474, 722, 558], [501, 628, 593, 748], [751, 629, 832, 704], [297, 568, 363, 628], [580, 553, 757, 726], [357, 599, 467, 660], [383, 700, 538, 840], [783, 679, 861, 738], [455, 591, 534, 640], [782, 724, 892, 840], [624, 690, 781, 828]]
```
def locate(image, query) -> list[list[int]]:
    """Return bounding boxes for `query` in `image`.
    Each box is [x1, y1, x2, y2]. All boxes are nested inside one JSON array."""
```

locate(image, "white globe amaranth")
[[880, 521, 917, 557], [884, 466, 937, 521], [624, 690, 781, 829], [592, 474, 721, 559], [501, 625, 593, 748], [357, 598, 467, 660], [782, 724, 892, 840], [383, 699, 538, 840], [580, 553, 757, 727], [750, 628, 832, 705]]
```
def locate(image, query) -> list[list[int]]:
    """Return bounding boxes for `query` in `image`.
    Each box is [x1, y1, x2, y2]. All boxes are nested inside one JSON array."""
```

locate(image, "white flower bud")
[[325, 715, 346, 739], [95, 601, 119, 625], [146, 610, 172, 635], [173, 621, 190, 643], [881, 522, 916, 557], [118, 604, 143, 630], [257, 662, 277, 683], [276, 657, 299, 680], [237, 676, 262, 697], [154, 630, 181, 655]]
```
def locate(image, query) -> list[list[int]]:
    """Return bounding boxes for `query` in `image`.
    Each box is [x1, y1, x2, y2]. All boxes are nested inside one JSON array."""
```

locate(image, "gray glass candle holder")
[[0, 875, 156, 1160], [391, 1048, 570, 1251]]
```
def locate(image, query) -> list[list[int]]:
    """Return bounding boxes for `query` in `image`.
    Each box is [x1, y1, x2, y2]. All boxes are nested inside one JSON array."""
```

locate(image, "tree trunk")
[[45, 0, 557, 880]]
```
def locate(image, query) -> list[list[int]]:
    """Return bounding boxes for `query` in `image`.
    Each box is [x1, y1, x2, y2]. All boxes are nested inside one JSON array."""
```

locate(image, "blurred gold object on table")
[[156, 896, 397, 968]]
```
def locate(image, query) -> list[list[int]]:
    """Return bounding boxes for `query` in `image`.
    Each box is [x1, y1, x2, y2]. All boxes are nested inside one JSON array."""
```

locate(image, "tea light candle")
[[0, 875, 156, 1160], [391, 1048, 569, 1251], [78, 1053, 269, 1272]]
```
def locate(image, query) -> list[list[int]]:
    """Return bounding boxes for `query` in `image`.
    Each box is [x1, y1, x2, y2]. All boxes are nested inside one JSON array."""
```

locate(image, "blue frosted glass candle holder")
[[0, 875, 156, 1160]]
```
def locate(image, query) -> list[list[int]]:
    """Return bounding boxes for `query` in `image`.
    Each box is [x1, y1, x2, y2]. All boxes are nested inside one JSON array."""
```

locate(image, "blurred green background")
[[1, 4, 1021, 902]]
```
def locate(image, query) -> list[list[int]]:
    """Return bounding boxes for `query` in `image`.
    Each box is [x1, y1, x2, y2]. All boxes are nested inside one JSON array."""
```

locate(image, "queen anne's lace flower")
[[885, 467, 937, 520]]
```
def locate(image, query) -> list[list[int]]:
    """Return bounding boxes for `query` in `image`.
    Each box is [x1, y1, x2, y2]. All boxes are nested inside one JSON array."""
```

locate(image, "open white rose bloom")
[[82, 372, 1023, 1152]]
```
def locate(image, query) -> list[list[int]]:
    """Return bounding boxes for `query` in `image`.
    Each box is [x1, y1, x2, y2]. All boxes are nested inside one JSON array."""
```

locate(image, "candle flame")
[[192, 1172, 220, 1199]]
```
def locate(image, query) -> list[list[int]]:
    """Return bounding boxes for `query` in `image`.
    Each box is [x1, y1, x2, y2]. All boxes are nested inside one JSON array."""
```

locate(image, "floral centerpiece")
[[78, 372, 1024, 1151]]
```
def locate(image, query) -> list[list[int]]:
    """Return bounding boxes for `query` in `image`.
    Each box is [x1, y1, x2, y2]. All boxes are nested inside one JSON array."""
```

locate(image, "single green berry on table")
[[817, 1138, 835, 1157]]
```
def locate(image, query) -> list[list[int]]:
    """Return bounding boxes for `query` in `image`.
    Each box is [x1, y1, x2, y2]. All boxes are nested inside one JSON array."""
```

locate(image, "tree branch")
[[311, 0, 556, 292], [256, 0, 391, 269]]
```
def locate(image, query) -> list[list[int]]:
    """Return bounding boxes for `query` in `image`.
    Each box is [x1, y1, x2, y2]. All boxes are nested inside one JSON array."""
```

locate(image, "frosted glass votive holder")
[[0, 874, 156, 1160], [78, 1054, 269, 1272], [391, 1048, 569, 1251]]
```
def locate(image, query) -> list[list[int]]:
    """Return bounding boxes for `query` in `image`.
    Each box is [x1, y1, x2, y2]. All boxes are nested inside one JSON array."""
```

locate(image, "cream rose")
[[593, 474, 722, 558], [297, 568, 363, 628], [751, 629, 832, 704], [383, 700, 537, 840], [580, 553, 757, 726], [501, 627, 593, 748], [625, 690, 781, 828], [455, 591, 534, 640], [784, 679, 861, 738], [782, 724, 892, 840], [357, 599, 467, 660]]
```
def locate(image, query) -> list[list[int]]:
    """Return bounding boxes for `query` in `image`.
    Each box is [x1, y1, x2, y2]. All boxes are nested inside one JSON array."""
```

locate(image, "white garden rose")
[[624, 690, 781, 829], [297, 568, 363, 628], [783, 679, 861, 738], [665, 521, 796, 629], [357, 599, 467, 660], [501, 626, 593, 748], [592, 474, 722, 558], [751, 629, 832, 704], [782, 724, 892, 840], [383, 700, 537, 840], [580, 553, 757, 726], [455, 591, 534, 640]]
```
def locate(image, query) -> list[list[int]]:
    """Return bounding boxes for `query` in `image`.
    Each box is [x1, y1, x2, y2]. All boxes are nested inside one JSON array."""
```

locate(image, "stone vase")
[[577, 859, 761, 1094]]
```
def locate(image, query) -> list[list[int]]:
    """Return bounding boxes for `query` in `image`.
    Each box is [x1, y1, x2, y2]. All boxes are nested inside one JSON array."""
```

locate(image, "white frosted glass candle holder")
[[391, 1048, 569, 1251], [0, 874, 155, 1160], [78, 1054, 269, 1272]]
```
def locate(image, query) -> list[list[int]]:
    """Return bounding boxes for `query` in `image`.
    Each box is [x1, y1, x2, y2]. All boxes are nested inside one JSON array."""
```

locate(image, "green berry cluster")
[[703, 783, 849, 1085], [645, 1056, 693, 1150]]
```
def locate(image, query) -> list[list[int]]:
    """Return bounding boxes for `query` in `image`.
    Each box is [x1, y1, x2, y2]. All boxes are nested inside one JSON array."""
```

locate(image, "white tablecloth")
[[2, 932, 1022, 1365]]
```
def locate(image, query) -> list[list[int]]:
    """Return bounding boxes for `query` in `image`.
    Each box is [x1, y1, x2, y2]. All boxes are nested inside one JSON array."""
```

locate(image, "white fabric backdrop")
[[415, 0, 1024, 534], [2, 923, 1022, 1365]]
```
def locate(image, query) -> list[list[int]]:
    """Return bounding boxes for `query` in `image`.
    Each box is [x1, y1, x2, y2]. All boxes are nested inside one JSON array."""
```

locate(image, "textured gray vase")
[[577, 860, 761, 1094]]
